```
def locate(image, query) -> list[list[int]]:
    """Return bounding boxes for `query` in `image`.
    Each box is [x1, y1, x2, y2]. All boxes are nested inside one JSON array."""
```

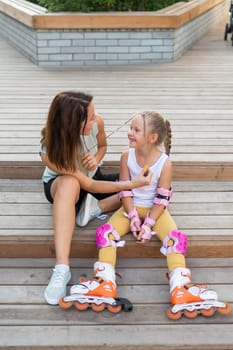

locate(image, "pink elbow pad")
[[154, 187, 173, 207], [118, 190, 133, 200]]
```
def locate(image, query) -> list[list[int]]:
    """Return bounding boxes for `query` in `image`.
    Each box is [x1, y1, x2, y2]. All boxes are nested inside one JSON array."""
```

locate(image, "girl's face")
[[128, 115, 146, 148]]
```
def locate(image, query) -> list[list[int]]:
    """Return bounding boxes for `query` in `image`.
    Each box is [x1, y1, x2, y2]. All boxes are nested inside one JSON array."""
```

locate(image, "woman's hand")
[[82, 152, 98, 171], [132, 167, 152, 188]]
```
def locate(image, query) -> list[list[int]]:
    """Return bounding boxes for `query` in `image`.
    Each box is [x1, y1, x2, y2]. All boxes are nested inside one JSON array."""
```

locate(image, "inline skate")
[[167, 267, 230, 320], [59, 261, 132, 313]]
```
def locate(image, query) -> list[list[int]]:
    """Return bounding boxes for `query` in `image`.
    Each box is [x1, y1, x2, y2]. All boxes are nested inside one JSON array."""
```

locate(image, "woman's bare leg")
[[51, 175, 80, 265]]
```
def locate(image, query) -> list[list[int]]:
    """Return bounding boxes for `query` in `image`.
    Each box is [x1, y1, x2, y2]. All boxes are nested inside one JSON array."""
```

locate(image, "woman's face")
[[81, 99, 95, 133]]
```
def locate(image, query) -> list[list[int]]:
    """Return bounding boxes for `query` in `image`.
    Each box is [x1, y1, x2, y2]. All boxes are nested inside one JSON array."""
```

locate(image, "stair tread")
[[0, 257, 232, 348]]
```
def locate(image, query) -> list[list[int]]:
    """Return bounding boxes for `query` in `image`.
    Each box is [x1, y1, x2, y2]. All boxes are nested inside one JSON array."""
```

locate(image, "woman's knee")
[[52, 175, 80, 201]]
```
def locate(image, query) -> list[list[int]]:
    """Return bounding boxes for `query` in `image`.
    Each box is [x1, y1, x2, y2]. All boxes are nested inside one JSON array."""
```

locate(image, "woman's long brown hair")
[[41, 91, 93, 171]]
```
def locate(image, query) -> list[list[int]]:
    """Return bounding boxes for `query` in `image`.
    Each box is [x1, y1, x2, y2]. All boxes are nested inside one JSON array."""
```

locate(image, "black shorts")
[[43, 167, 119, 212]]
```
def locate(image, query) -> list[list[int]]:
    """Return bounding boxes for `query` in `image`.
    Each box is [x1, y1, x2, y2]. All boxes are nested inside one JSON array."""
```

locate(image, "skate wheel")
[[200, 307, 215, 317], [59, 297, 72, 309], [183, 309, 198, 319], [74, 301, 89, 311], [107, 304, 122, 313], [167, 307, 182, 320], [92, 303, 105, 312], [217, 303, 231, 315]]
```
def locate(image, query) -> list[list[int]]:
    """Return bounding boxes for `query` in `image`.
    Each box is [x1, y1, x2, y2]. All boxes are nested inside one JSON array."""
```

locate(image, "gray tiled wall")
[[0, 0, 227, 66]]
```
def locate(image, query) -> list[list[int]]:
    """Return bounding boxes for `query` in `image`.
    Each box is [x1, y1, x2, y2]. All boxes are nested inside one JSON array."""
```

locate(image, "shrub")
[[32, 0, 183, 12]]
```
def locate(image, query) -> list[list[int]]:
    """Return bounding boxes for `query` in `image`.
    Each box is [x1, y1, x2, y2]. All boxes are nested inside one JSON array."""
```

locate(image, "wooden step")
[[0, 257, 232, 349], [0, 179, 232, 259], [1, 17, 233, 182]]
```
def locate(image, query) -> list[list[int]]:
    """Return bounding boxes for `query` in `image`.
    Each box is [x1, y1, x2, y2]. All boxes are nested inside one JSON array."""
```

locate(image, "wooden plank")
[[0, 214, 232, 231], [0, 303, 233, 326], [0, 179, 233, 192], [1, 324, 233, 348], [0, 256, 233, 268], [1, 202, 232, 215], [1, 266, 233, 285]]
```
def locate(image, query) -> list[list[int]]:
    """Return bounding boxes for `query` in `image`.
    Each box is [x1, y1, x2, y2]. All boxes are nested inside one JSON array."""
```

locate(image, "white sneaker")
[[76, 193, 101, 227], [44, 267, 71, 305]]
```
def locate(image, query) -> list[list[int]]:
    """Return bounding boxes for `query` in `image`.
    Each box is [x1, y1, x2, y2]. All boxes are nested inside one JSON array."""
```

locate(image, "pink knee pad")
[[96, 223, 125, 249], [160, 230, 187, 256]]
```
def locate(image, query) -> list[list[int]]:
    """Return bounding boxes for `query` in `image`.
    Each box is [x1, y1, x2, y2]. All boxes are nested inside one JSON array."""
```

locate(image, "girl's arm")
[[40, 152, 152, 194]]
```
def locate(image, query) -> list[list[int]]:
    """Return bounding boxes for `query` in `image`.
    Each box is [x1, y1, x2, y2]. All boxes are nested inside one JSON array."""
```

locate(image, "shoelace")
[[51, 269, 67, 286], [96, 214, 109, 221]]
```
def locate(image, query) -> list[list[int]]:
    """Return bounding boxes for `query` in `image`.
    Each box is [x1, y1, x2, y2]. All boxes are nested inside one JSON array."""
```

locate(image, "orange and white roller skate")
[[167, 267, 230, 320], [59, 261, 132, 313]]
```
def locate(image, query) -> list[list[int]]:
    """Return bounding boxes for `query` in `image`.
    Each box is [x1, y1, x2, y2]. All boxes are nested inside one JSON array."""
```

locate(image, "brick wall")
[[0, 0, 227, 67]]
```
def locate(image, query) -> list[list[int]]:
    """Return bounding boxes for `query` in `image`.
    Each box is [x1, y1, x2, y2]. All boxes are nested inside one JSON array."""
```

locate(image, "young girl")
[[70, 111, 229, 318], [40, 92, 152, 305]]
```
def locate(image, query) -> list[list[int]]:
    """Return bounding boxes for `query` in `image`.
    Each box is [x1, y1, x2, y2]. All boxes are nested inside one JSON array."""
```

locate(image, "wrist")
[[144, 213, 156, 227], [120, 180, 133, 190]]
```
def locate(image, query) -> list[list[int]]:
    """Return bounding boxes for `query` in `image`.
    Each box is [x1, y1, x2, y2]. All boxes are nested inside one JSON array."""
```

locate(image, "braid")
[[164, 119, 172, 155]]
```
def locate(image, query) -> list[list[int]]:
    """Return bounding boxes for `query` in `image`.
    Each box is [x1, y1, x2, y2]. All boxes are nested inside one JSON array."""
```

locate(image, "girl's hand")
[[136, 214, 156, 243], [132, 167, 152, 188], [124, 208, 142, 239], [82, 152, 98, 171], [136, 224, 155, 244]]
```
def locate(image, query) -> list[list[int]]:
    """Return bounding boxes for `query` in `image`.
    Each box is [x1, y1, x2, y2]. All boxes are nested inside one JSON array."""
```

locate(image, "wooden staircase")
[[0, 15, 233, 349], [0, 179, 232, 259]]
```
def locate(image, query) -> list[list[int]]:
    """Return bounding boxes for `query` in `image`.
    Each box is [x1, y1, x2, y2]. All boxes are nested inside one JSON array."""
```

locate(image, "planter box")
[[0, 0, 227, 66]]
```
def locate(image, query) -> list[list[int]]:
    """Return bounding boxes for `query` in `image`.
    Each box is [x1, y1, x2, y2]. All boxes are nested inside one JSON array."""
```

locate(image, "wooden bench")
[[0, 0, 47, 27], [0, 0, 225, 29], [1, 179, 232, 259]]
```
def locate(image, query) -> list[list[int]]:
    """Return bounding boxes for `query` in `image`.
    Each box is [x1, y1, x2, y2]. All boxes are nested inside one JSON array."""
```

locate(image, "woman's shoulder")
[[94, 113, 104, 125], [94, 113, 105, 133]]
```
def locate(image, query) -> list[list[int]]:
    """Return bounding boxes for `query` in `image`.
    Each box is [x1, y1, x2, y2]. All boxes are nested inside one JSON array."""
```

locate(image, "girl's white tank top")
[[127, 148, 168, 207]]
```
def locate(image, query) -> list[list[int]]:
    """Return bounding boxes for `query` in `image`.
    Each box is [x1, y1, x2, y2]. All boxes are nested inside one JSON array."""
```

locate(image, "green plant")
[[32, 0, 183, 12]]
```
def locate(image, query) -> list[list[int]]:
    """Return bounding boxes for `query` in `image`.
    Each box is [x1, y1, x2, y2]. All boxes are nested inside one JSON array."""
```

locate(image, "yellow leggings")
[[99, 206, 186, 273]]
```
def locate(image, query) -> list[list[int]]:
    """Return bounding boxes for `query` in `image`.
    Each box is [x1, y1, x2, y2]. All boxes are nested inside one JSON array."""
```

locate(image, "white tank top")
[[127, 148, 168, 207]]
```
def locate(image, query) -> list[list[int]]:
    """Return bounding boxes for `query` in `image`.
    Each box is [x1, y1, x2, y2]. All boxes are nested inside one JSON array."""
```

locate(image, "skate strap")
[[124, 207, 141, 232], [140, 225, 156, 240], [139, 213, 156, 240], [96, 223, 125, 249]]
